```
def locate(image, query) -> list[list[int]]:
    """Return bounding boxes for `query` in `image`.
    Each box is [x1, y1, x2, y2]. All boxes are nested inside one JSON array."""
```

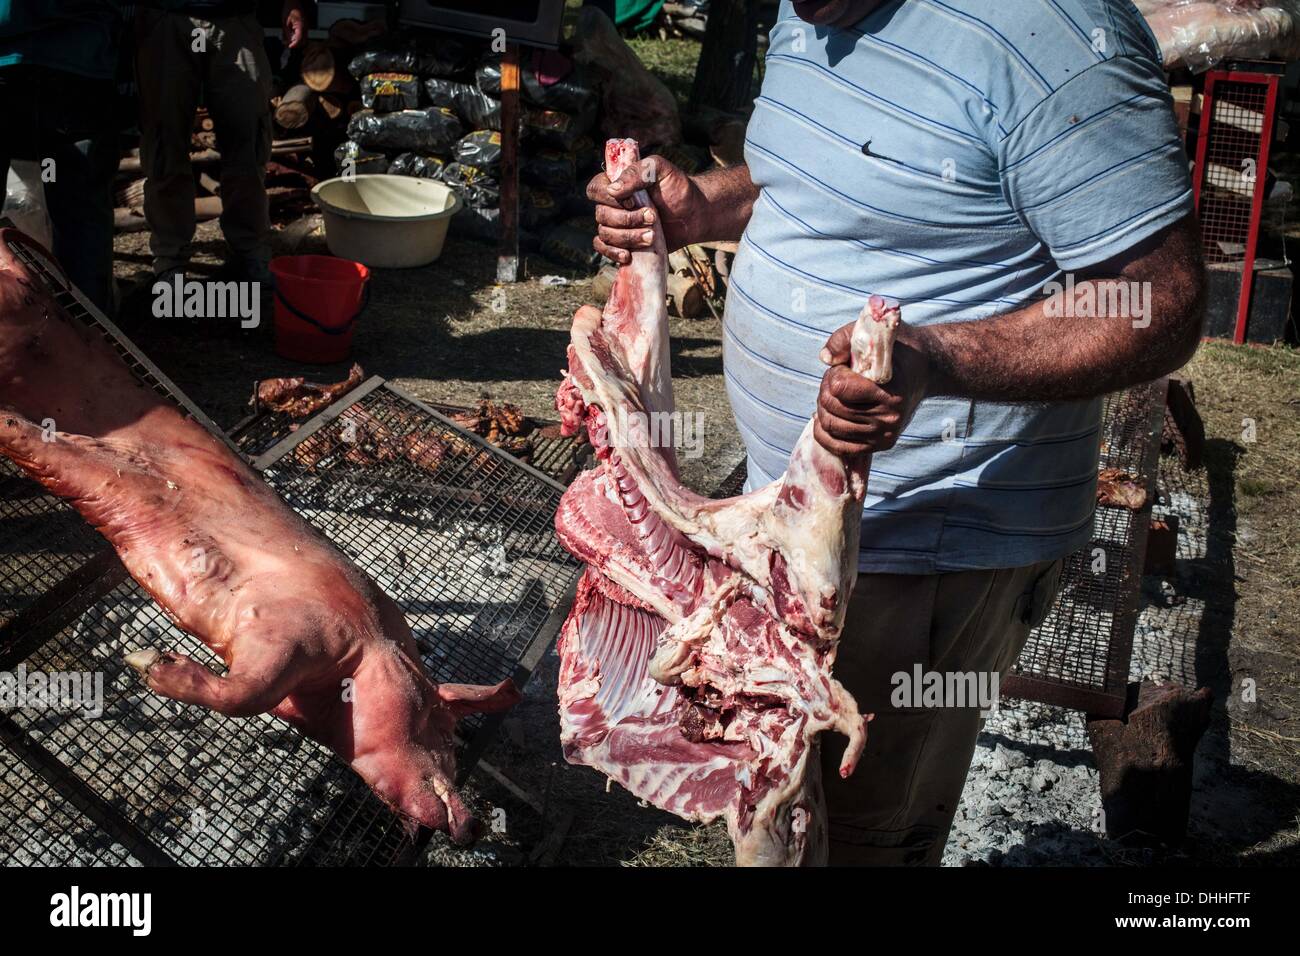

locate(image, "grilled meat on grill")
[[254, 363, 365, 417]]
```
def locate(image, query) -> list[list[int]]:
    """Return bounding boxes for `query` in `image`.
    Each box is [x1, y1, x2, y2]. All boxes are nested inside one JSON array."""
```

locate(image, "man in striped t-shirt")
[[588, 0, 1203, 864]]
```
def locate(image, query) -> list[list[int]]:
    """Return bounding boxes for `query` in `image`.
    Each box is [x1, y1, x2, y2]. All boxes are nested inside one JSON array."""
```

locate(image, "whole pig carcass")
[[0, 229, 517, 843], [553, 140, 899, 865]]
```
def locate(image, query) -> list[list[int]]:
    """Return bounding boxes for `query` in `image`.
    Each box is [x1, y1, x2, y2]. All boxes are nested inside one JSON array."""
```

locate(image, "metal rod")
[[0, 715, 178, 867]]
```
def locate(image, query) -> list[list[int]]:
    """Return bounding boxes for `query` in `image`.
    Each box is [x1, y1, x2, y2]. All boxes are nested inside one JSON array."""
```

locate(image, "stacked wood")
[[274, 84, 319, 130], [300, 40, 353, 94], [666, 247, 712, 318], [271, 19, 385, 148], [117, 138, 313, 174]]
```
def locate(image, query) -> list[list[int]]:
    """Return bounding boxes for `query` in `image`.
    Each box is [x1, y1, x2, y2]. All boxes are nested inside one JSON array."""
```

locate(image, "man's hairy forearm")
[[688, 165, 759, 245], [910, 217, 1206, 403]]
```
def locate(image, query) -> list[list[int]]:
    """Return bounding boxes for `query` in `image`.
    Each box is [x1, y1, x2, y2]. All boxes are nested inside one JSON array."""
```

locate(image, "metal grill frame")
[[0, 225, 580, 866], [230, 390, 592, 488], [1000, 379, 1169, 718], [1191, 64, 1282, 345]]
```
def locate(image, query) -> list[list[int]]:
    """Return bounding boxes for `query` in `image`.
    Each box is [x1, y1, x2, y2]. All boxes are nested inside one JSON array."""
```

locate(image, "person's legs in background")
[[820, 559, 1063, 865], [203, 13, 272, 281], [135, 8, 202, 278], [40, 71, 119, 315], [0, 65, 118, 315]]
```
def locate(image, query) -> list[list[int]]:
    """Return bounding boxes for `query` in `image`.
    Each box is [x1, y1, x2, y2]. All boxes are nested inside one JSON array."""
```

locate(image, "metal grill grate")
[[1002, 381, 1167, 717], [0, 228, 581, 866], [232, 397, 591, 486], [254, 381, 582, 745], [0, 727, 143, 866], [0, 472, 107, 629], [5, 579, 415, 866], [1196, 79, 1269, 265]]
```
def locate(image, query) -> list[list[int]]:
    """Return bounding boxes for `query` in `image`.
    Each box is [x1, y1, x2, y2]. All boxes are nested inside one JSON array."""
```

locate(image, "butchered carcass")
[[0, 229, 517, 843], [554, 140, 899, 865]]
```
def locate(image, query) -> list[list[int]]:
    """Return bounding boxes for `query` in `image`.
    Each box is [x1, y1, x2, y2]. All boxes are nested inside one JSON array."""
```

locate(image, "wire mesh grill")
[[1004, 381, 1166, 714], [0, 469, 108, 629], [4, 580, 414, 866], [1, 228, 581, 866], [257, 385, 580, 742], [1197, 77, 1269, 266], [0, 734, 142, 866]]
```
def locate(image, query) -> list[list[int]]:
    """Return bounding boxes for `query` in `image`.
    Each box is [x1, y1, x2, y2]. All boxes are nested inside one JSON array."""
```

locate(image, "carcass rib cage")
[[0, 233, 582, 866]]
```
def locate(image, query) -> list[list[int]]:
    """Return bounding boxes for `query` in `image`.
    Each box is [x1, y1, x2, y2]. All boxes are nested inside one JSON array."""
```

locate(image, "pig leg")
[[125, 642, 301, 718]]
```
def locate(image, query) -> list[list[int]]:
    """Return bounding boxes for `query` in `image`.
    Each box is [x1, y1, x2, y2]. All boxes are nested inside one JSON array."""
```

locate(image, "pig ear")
[[436, 678, 520, 717]]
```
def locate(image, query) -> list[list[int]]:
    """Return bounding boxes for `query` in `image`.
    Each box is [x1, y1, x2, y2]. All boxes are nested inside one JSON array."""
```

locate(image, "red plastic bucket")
[[270, 255, 369, 364]]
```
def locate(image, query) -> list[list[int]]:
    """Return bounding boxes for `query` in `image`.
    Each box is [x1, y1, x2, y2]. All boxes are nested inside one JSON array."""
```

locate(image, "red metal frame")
[[1191, 70, 1280, 345]]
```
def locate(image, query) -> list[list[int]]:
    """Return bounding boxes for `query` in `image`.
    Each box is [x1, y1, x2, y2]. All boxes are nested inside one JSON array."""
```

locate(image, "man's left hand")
[[813, 322, 931, 459], [282, 0, 306, 49]]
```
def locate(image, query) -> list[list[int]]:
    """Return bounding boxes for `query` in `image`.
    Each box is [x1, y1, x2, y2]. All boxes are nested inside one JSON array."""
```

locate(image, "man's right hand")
[[587, 155, 703, 262]]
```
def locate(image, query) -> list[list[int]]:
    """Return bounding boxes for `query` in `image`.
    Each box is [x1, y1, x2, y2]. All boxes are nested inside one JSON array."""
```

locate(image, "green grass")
[[625, 36, 702, 109]]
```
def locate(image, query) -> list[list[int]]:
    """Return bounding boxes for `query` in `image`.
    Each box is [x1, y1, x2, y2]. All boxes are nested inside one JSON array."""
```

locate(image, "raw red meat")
[[553, 141, 899, 865], [0, 229, 517, 843]]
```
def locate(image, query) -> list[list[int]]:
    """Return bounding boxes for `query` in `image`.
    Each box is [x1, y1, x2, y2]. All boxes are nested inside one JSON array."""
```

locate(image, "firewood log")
[[274, 83, 318, 130]]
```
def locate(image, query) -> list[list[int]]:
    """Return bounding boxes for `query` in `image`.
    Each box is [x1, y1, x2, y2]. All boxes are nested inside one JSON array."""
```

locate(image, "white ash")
[[943, 700, 1106, 866], [943, 464, 1209, 866]]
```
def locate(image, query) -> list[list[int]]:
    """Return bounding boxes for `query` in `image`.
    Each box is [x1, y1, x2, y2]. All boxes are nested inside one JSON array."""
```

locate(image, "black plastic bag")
[[360, 73, 421, 112], [521, 149, 577, 192], [388, 153, 447, 180], [347, 107, 463, 155], [347, 37, 476, 80], [333, 140, 389, 175], [522, 105, 595, 152], [454, 130, 502, 174], [521, 186, 562, 231], [442, 162, 500, 208], [476, 58, 599, 116], [423, 77, 501, 131]]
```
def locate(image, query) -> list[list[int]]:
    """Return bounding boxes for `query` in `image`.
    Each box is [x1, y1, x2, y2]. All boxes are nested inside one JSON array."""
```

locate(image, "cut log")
[[114, 188, 307, 232], [113, 177, 147, 210], [117, 138, 313, 174], [318, 94, 344, 122], [274, 84, 318, 130], [301, 41, 352, 93], [590, 263, 618, 303], [666, 271, 705, 318], [1086, 680, 1213, 846]]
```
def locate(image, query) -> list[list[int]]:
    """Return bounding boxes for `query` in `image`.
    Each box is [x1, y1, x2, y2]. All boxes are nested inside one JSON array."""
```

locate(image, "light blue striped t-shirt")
[[726, 0, 1192, 574]]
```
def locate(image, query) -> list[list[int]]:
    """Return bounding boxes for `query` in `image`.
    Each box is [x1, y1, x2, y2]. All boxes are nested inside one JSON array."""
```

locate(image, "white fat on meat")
[[553, 139, 900, 866]]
